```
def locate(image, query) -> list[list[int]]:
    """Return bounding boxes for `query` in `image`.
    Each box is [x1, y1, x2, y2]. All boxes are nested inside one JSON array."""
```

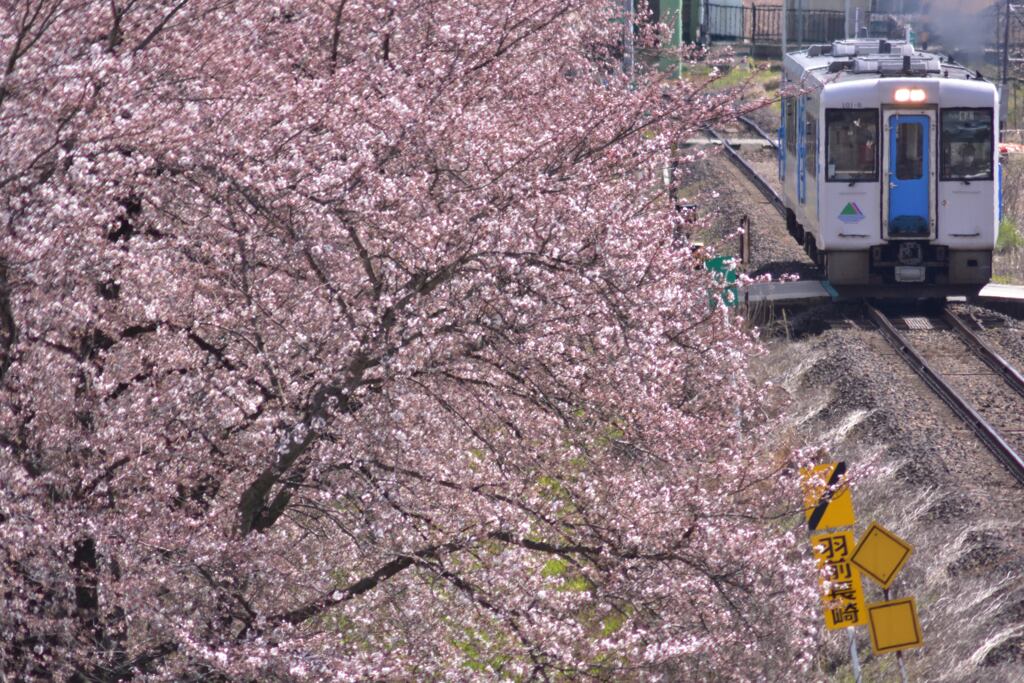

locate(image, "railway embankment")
[[755, 304, 1024, 682], [683, 108, 1024, 680]]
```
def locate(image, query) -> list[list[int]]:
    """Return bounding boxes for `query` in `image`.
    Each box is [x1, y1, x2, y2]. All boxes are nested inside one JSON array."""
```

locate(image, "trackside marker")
[[867, 598, 924, 655], [850, 522, 914, 590], [802, 461, 855, 531]]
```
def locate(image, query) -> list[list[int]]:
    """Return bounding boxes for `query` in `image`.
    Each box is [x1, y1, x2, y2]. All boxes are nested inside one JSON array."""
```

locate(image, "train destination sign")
[[811, 530, 867, 630], [801, 461, 855, 531], [866, 598, 924, 655], [850, 522, 914, 590]]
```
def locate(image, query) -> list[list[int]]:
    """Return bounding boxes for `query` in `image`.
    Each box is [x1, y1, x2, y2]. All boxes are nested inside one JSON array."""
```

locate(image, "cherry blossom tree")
[[1, 0, 816, 679]]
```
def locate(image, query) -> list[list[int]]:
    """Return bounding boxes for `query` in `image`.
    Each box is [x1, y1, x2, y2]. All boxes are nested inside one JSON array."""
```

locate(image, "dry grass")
[[853, 472, 1024, 682], [754, 329, 1024, 682]]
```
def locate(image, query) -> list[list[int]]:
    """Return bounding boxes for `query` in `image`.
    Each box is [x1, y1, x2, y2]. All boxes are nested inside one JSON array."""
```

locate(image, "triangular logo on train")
[[839, 202, 865, 223]]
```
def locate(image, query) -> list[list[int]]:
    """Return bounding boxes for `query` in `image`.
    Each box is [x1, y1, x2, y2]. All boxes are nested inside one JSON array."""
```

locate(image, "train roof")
[[783, 38, 982, 87]]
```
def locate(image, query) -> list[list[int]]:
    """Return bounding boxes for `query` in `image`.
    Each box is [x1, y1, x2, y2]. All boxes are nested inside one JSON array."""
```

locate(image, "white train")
[[780, 38, 998, 295]]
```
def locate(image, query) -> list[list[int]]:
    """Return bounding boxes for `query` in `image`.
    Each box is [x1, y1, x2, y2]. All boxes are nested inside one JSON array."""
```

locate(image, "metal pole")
[[845, 0, 851, 39], [1003, 0, 1012, 136], [623, 0, 634, 78], [883, 587, 910, 683], [1003, 0, 1011, 89], [848, 629, 863, 683], [702, 0, 709, 45], [797, 0, 804, 49], [782, 0, 788, 59]]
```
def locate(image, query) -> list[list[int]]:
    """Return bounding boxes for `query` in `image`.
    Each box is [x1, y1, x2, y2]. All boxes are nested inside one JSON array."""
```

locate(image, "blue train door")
[[778, 98, 786, 182], [887, 114, 931, 237]]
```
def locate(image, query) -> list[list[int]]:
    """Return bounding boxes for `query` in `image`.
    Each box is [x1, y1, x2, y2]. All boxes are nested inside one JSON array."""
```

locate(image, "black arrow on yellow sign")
[[808, 461, 847, 531]]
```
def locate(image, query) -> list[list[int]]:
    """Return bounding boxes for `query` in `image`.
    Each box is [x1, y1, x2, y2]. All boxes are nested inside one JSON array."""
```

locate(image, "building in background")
[[650, 0, 999, 52]]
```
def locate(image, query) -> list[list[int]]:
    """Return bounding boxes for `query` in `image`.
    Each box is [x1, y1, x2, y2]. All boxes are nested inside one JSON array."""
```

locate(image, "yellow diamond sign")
[[867, 597, 924, 655], [850, 522, 913, 589]]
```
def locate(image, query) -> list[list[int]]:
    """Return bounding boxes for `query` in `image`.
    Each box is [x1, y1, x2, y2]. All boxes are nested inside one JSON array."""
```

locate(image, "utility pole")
[[845, 0, 851, 39], [702, 0, 709, 45], [623, 0, 634, 79], [1003, 0, 1011, 135], [1003, 0, 1011, 87], [796, 0, 804, 50], [781, 0, 788, 59]]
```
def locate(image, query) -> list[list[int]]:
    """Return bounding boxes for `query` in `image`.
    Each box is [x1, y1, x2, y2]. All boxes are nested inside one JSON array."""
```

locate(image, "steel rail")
[[867, 304, 1024, 485], [944, 310, 1024, 400], [737, 115, 779, 150], [705, 127, 786, 218]]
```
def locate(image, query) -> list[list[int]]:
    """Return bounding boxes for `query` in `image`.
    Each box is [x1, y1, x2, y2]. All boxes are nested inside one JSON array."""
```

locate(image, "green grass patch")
[[541, 558, 570, 577], [676, 57, 777, 92], [600, 611, 627, 637], [997, 217, 1024, 253], [451, 628, 511, 676]]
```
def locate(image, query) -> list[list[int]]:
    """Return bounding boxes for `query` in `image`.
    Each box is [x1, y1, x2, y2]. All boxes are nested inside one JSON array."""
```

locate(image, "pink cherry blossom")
[[1, 1, 817, 679]]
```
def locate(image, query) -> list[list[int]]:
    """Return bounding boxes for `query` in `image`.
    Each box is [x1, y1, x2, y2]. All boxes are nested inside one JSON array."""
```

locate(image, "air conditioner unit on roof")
[[852, 57, 940, 74]]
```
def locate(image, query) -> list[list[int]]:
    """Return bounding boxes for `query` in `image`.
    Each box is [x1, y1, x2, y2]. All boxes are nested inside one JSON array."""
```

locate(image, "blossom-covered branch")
[[0, 0, 816, 679]]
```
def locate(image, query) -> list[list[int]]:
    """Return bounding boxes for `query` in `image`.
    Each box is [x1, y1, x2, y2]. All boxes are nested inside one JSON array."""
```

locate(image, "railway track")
[[704, 125, 785, 218], [705, 119, 1024, 481], [699, 118, 821, 278], [869, 303, 1024, 484], [737, 115, 777, 150]]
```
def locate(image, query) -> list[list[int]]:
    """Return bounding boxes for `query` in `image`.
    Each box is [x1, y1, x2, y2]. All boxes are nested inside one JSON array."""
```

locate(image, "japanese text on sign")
[[811, 530, 867, 630]]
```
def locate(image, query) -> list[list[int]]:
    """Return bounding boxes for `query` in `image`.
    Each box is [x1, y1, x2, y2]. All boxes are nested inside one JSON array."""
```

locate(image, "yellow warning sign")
[[867, 597, 924, 655], [801, 462, 855, 531], [850, 522, 914, 590], [811, 530, 867, 630]]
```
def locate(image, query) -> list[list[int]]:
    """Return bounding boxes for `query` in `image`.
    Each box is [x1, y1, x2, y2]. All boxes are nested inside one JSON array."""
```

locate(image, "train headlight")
[[894, 88, 926, 103]]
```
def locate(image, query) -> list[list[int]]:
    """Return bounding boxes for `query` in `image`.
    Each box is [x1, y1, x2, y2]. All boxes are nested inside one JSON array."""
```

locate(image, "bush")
[[997, 216, 1024, 253]]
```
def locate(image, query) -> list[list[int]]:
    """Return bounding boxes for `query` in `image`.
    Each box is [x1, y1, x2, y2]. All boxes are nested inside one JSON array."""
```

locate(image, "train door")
[[884, 113, 935, 238], [778, 98, 786, 181], [797, 97, 807, 204]]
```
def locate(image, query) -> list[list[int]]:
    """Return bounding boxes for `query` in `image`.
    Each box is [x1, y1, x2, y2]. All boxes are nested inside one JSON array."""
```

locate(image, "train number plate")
[[895, 266, 926, 283]]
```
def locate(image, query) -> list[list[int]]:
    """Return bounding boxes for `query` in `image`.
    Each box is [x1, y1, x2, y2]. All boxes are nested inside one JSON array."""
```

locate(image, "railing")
[[702, 1, 1024, 54], [706, 3, 745, 41], [704, 4, 851, 45]]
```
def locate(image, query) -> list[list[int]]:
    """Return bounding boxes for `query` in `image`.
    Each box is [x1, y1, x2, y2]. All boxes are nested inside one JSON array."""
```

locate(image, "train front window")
[[826, 109, 878, 182], [941, 108, 993, 181]]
